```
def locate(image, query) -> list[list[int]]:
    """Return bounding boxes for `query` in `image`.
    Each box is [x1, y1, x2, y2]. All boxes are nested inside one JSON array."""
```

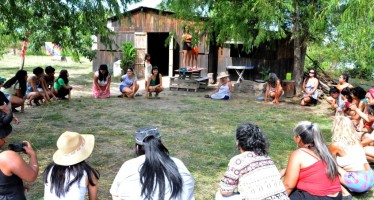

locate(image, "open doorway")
[[147, 32, 169, 76]]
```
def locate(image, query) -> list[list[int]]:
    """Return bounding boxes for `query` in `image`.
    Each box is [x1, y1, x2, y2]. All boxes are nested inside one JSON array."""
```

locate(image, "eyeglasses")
[[309, 72, 315, 74], [127, 70, 132, 72]]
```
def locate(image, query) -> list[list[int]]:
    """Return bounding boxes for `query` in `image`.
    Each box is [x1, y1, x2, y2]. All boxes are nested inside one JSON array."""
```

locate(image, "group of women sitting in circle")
[[215, 117, 374, 200], [94, 55, 164, 99], [0, 66, 73, 112], [1, 90, 374, 200]]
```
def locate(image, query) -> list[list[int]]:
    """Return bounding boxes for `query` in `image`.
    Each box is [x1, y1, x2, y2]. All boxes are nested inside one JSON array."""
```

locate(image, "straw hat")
[[217, 71, 230, 79], [0, 111, 13, 139], [53, 131, 95, 166]]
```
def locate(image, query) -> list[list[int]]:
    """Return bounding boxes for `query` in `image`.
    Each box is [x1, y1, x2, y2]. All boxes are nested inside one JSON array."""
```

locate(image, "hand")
[[22, 141, 36, 157], [13, 117, 20, 124]]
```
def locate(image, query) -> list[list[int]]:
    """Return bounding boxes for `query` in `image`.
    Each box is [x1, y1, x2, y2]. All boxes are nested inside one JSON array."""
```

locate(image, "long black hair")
[[151, 66, 160, 85], [3, 70, 27, 95], [137, 136, 183, 200], [43, 161, 100, 198], [98, 64, 109, 82], [56, 70, 69, 84], [236, 123, 269, 156]]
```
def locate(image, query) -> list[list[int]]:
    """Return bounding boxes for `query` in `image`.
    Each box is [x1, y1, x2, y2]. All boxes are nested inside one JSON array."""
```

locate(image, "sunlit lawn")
[[1, 54, 372, 199]]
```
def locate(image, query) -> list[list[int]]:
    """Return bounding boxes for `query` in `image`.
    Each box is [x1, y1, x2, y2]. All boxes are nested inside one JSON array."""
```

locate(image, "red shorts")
[[192, 47, 199, 54]]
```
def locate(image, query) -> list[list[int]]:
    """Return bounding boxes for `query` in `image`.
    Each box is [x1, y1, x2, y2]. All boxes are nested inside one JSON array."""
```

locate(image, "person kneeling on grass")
[[93, 64, 111, 98], [264, 73, 283, 104], [145, 66, 163, 99], [54, 70, 73, 100], [329, 116, 374, 200], [119, 67, 139, 98], [206, 71, 232, 100], [216, 123, 289, 200]]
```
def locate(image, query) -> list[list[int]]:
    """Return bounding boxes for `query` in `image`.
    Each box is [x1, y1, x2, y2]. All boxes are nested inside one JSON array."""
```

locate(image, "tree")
[[160, 0, 373, 93], [0, 0, 140, 63]]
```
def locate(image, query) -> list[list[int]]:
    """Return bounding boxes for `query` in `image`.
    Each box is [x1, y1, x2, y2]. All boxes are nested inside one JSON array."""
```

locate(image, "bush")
[[347, 67, 373, 81], [120, 42, 136, 74]]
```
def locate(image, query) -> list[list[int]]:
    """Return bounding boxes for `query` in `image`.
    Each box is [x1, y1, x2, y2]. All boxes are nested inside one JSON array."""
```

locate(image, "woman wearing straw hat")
[[0, 111, 39, 200], [43, 131, 100, 200], [110, 127, 195, 200], [205, 71, 233, 100]]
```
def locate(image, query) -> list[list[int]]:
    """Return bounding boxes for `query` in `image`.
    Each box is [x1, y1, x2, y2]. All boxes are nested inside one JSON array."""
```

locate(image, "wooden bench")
[[195, 77, 209, 89], [169, 77, 200, 92]]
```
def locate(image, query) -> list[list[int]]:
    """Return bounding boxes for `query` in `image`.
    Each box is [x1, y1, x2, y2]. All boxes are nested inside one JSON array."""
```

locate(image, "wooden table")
[[170, 68, 208, 92], [174, 67, 205, 79], [226, 66, 254, 83]]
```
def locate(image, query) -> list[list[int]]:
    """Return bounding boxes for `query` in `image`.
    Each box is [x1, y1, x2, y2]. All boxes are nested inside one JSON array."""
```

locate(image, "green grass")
[[1, 54, 373, 199]]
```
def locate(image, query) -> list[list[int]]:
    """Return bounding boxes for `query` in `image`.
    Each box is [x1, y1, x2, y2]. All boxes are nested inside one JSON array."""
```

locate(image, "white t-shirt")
[[144, 62, 152, 80], [110, 155, 195, 200], [95, 71, 111, 86], [1, 81, 20, 96], [44, 168, 88, 200]]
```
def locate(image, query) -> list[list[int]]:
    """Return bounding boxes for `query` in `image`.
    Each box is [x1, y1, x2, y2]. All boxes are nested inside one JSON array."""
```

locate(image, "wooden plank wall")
[[94, 8, 211, 77], [219, 48, 293, 81], [92, 51, 123, 72]]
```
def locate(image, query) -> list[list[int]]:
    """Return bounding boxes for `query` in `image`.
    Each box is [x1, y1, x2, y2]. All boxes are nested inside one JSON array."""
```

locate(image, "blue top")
[[120, 74, 137, 88]]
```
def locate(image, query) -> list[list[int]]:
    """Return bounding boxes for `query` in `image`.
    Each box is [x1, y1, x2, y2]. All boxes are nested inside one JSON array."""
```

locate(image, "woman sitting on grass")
[[44, 131, 100, 200], [281, 121, 342, 199], [301, 69, 319, 106], [119, 67, 139, 98], [110, 127, 195, 199], [216, 123, 289, 200], [329, 116, 374, 200], [206, 71, 232, 100], [54, 70, 73, 100], [264, 73, 283, 104], [41, 66, 57, 101], [26, 67, 48, 105], [2, 70, 27, 112], [145, 66, 163, 98], [93, 64, 111, 98]]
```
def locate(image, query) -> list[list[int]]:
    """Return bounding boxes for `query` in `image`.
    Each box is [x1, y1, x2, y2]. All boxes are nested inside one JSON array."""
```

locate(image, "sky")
[[127, 0, 162, 10]]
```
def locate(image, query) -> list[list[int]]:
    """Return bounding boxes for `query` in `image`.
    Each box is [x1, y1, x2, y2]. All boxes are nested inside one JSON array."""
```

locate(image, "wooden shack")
[[93, 6, 210, 78], [93, 6, 295, 84]]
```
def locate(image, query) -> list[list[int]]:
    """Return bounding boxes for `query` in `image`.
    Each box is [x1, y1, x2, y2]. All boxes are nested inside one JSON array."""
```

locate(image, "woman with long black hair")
[[110, 127, 195, 200], [93, 64, 111, 98], [43, 131, 100, 200], [145, 66, 163, 98], [54, 70, 73, 100], [2, 70, 27, 112]]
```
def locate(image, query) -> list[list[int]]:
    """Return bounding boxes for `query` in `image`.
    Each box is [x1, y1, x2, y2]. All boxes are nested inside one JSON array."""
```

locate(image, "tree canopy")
[[160, 0, 374, 84], [0, 0, 139, 60]]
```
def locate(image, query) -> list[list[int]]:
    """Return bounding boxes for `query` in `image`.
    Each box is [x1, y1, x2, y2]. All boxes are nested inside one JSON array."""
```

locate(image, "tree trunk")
[[20, 57, 25, 70], [292, 0, 305, 95]]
